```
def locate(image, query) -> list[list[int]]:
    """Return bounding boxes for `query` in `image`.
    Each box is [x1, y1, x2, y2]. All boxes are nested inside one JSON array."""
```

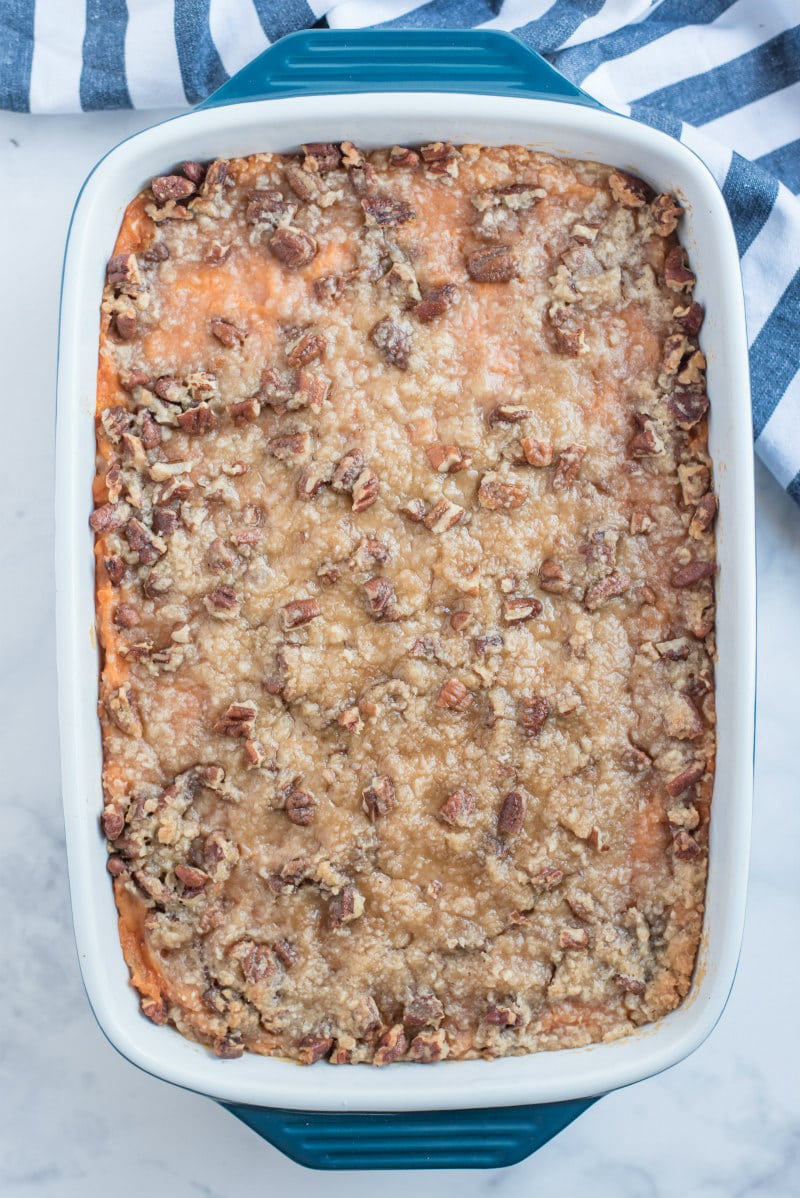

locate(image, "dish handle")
[[221, 1097, 598, 1170], [199, 29, 600, 109]]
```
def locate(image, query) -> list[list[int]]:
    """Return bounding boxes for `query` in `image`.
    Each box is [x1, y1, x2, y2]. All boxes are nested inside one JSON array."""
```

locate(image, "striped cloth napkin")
[[3, 0, 799, 504]]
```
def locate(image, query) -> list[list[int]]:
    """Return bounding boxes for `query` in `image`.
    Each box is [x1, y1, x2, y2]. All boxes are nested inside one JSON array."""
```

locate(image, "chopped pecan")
[[299, 1034, 334, 1064], [552, 444, 586, 490], [422, 498, 465, 532], [503, 596, 543, 624], [214, 701, 256, 738], [668, 388, 709, 429], [689, 492, 717, 538], [374, 1024, 408, 1066], [414, 283, 457, 323], [89, 502, 127, 534], [303, 142, 342, 172], [267, 430, 312, 461], [363, 576, 396, 619], [180, 160, 206, 186], [297, 459, 335, 499], [113, 603, 139, 629], [362, 775, 396, 821], [650, 193, 683, 235], [449, 609, 471, 631], [151, 174, 195, 205], [176, 404, 216, 434], [329, 884, 365, 927], [213, 1035, 244, 1059], [236, 942, 276, 986], [400, 497, 427, 523], [664, 245, 695, 291], [331, 448, 365, 492], [559, 928, 590, 950], [338, 706, 364, 733], [140, 996, 167, 1024], [629, 413, 665, 457], [206, 537, 236, 572], [437, 678, 472, 711], [425, 443, 471, 473], [584, 571, 631, 612], [410, 636, 437, 659], [314, 273, 346, 303], [484, 1003, 518, 1027], [124, 518, 165, 565], [389, 145, 420, 168], [437, 789, 475, 827], [291, 369, 330, 411], [273, 938, 298, 968], [209, 316, 246, 347], [205, 585, 239, 614], [352, 469, 380, 512], [361, 194, 416, 226], [370, 317, 411, 369], [269, 225, 318, 268], [673, 830, 702, 860], [678, 461, 711, 505], [420, 141, 458, 174], [285, 789, 317, 826], [113, 310, 138, 341], [520, 696, 550, 738], [478, 472, 528, 511], [106, 252, 141, 292], [246, 189, 291, 225], [474, 632, 503, 656], [340, 140, 366, 168], [104, 556, 126, 585], [671, 559, 715, 588], [539, 559, 569, 596], [488, 404, 530, 425], [287, 331, 325, 368], [284, 163, 321, 203], [282, 598, 321, 628], [101, 405, 133, 443], [140, 410, 161, 449], [532, 865, 563, 890], [655, 637, 692, 660], [630, 509, 653, 535], [408, 1029, 448, 1062], [674, 301, 705, 336], [106, 854, 127, 877], [405, 995, 444, 1028], [608, 170, 652, 207], [101, 805, 125, 840], [666, 761, 705, 798], [466, 244, 518, 283], [497, 788, 529, 837], [174, 864, 208, 891]]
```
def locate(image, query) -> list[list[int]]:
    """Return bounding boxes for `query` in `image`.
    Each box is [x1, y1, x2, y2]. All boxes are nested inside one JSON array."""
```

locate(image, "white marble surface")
[[1, 107, 798, 1198]]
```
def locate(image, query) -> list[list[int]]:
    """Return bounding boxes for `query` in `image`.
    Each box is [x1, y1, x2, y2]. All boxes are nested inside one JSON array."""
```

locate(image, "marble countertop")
[[2, 107, 798, 1198]]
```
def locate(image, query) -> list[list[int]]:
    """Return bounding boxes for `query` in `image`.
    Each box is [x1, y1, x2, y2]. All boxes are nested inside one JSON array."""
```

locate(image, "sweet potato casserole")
[[91, 141, 717, 1065]]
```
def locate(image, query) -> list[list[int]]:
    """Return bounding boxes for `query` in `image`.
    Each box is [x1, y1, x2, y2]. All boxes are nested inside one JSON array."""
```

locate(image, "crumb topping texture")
[[92, 143, 717, 1064]]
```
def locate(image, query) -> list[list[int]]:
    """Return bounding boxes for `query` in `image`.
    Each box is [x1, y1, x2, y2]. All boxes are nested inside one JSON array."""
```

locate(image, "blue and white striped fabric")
[[3, 0, 799, 504]]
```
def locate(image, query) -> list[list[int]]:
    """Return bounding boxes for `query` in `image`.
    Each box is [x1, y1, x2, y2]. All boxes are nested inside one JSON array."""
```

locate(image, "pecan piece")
[[425, 443, 471, 473], [299, 1034, 334, 1064], [370, 317, 411, 369], [151, 174, 195, 205], [423, 498, 465, 533], [364, 576, 396, 619], [449, 609, 471, 631], [478, 473, 528, 511], [352, 469, 380, 512], [329, 884, 365, 927], [674, 301, 705, 336], [291, 369, 331, 411], [678, 461, 711, 506], [503, 596, 543, 623], [89, 502, 127, 534], [488, 404, 530, 425], [689, 493, 717, 538], [285, 789, 317, 826], [104, 556, 126, 585], [361, 194, 416, 226], [389, 145, 420, 168], [559, 928, 590, 950], [273, 938, 297, 968], [297, 459, 335, 499], [497, 788, 530, 837], [414, 283, 457, 323], [532, 865, 563, 890], [362, 775, 396, 821], [552, 444, 586, 490], [608, 170, 652, 208], [267, 430, 312, 460], [139, 410, 161, 449], [124, 518, 165, 565], [213, 1035, 244, 1059], [668, 388, 709, 429], [520, 696, 550, 738], [205, 585, 239, 615], [282, 598, 321, 628], [302, 142, 342, 172], [437, 678, 472, 711], [213, 701, 256, 738], [374, 1025, 407, 1066], [174, 864, 208, 891], [176, 404, 216, 434], [246, 189, 291, 225], [408, 1029, 448, 1063], [584, 571, 631, 612], [113, 311, 138, 341], [405, 995, 444, 1028], [106, 252, 141, 292], [141, 996, 167, 1024], [664, 245, 695, 291], [438, 789, 475, 827], [671, 559, 715, 588], [287, 331, 325, 368], [284, 163, 321, 202], [651, 193, 683, 235], [484, 1003, 518, 1027], [673, 830, 702, 860], [474, 632, 503, 656], [206, 537, 235, 572], [400, 497, 427, 523], [101, 805, 125, 840], [331, 448, 364, 492], [210, 316, 247, 347], [629, 414, 665, 457], [539, 560, 569, 595], [666, 761, 705, 798], [466, 245, 518, 283], [268, 226, 318, 268], [236, 942, 275, 985], [113, 603, 138, 629]]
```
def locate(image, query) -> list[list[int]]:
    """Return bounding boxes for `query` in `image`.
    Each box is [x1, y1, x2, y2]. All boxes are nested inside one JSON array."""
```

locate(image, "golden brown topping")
[[584, 571, 631, 612], [466, 244, 518, 283], [689, 493, 717, 538], [520, 696, 550, 738], [425, 443, 472, 473], [362, 775, 396, 821], [282, 598, 321, 628], [552, 444, 586, 490], [671, 559, 715, 588], [497, 788, 529, 837], [370, 317, 411, 369], [421, 496, 467, 535], [269, 225, 318, 268], [436, 678, 473, 711], [478, 472, 528, 511], [608, 170, 652, 207], [437, 789, 476, 827], [285, 789, 317, 826], [209, 316, 247, 347]]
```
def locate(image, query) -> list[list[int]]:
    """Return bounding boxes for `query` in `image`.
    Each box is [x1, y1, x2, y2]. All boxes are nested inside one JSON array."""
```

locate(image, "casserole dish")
[[56, 29, 755, 1170]]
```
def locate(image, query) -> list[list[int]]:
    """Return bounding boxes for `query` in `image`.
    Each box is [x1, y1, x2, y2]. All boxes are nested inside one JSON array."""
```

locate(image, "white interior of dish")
[[56, 92, 755, 1112]]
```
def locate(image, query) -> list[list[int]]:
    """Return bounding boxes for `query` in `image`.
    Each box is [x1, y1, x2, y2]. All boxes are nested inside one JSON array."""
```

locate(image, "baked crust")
[[92, 144, 716, 1063]]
